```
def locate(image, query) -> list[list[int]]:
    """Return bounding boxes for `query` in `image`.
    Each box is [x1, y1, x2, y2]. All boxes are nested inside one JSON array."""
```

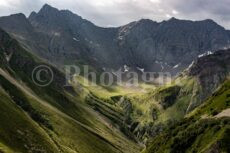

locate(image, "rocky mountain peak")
[[28, 4, 87, 32], [168, 17, 179, 21], [1, 4, 230, 76], [28, 11, 37, 20], [2, 13, 28, 23], [161, 17, 221, 29], [29, 4, 60, 23], [137, 19, 157, 25], [202, 19, 218, 25], [10, 13, 26, 19], [39, 4, 59, 14], [0, 13, 33, 34]]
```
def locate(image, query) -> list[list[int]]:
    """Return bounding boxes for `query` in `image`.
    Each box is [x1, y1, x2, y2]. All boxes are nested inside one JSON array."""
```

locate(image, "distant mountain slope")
[[184, 49, 230, 111], [148, 49, 230, 123], [143, 80, 230, 153], [130, 49, 230, 152], [28, 4, 121, 68], [0, 4, 230, 74], [117, 18, 230, 73], [95, 48, 230, 142], [0, 28, 140, 153]]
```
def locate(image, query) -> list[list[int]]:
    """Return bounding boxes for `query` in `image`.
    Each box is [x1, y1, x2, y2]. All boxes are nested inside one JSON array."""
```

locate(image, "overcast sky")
[[0, 0, 230, 29]]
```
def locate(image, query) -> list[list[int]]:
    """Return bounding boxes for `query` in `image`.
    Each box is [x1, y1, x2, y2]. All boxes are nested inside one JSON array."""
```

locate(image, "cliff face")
[[117, 18, 230, 73], [184, 49, 230, 111], [1, 4, 230, 74]]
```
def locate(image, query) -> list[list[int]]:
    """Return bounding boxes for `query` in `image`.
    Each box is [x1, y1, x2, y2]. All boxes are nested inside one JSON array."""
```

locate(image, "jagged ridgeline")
[[1, 4, 230, 74], [0, 3, 230, 153]]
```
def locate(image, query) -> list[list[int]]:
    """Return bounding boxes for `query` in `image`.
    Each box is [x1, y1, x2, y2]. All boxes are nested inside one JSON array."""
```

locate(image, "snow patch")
[[124, 65, 129, 72], [198, 51, 213, 58], [136, 67, 144, 72], [118, 36, 124, 40], [73, 37, 80, 41], [54, 32, 60, 36], [173, 63, 181, 69], [188, 61, 195, 69]]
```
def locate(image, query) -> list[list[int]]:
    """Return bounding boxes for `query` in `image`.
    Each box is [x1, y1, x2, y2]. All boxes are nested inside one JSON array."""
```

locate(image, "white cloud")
[[0, 1, 9, 7], [166, 14, 172, 18], [149, 0, 161, 3], [172, 10, 179, 15]]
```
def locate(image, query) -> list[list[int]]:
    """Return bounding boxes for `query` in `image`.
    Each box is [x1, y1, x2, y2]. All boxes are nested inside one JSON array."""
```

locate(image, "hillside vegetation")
[[0, 28, 140, 153], [143, 80, 230, 153]]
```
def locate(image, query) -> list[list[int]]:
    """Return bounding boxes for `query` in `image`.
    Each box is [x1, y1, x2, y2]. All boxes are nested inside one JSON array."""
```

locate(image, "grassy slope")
[[0, 65, 139, 153], [0, 29, 140, 153], [125, 75, 199, 126], [143, 80, 230, 153], [73, 74, 200, 142], [0, 88, 60, 153], [154, 76, 198, 123], [3, 26, 229, 153], [189, 80, 230, 118], [143, 118, 230, 153], [73, 63, 227, 149]]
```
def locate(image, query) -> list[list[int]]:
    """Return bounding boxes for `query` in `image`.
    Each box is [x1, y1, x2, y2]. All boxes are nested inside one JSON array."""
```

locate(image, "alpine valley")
[[0, 4, 229, 153]]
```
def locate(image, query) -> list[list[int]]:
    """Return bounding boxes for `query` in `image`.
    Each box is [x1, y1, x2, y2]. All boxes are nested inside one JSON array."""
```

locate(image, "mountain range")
[[1, 4, 230, 74], [0, 4, 230, 153]]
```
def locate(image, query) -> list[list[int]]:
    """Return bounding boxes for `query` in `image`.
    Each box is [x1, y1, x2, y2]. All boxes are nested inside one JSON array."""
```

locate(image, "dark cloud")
[[0, 0, 229, 29]]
